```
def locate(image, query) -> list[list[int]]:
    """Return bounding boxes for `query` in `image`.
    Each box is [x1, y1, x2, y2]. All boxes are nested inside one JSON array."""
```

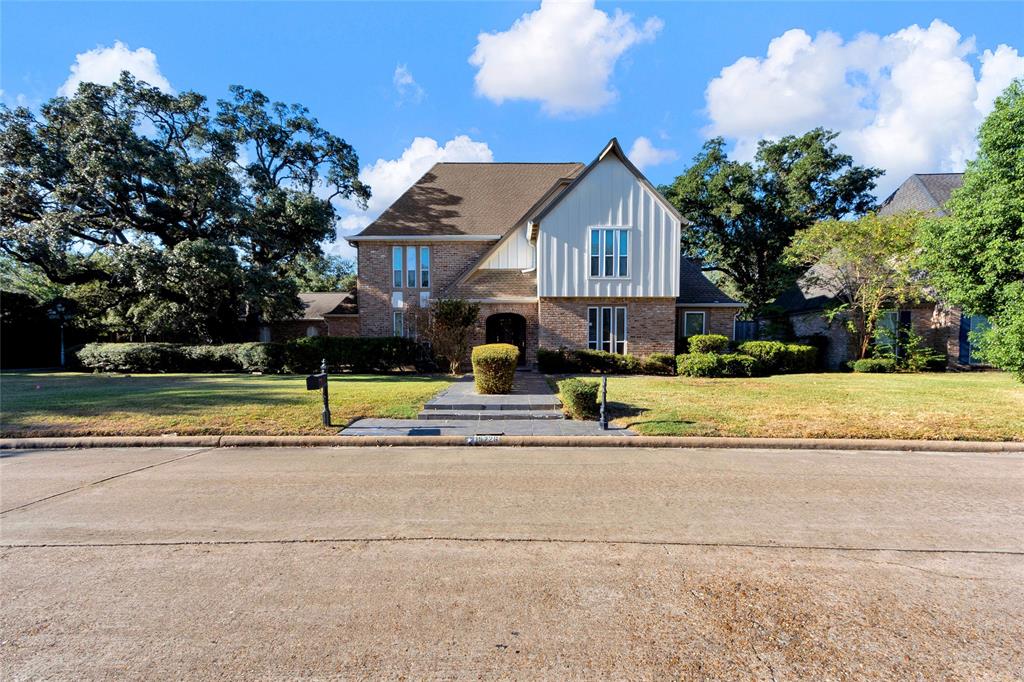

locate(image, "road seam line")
[[0, 536, 1020, 556], [0, 447, 217, 515]]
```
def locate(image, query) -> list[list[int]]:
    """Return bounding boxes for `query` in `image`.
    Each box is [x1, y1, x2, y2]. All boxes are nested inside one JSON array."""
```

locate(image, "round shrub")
[[559, 378, 600, 420], [720, 353, 757, 377], [853, 358, 897, 373], [737, 340, 787, 373], [783, 344, 817, 373], [471, 343, 519, 394], [687, 334, 730, 354], [642, 353, 677, 376], [677, 352, 723, 377]]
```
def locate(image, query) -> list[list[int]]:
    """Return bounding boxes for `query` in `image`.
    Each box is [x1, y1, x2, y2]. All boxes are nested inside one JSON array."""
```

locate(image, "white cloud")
[[469, 0, 662, 115], [326, 135, 494, 259], [58, 41, 172, 96], [393, 64, 425, 104], [703, 20, 1024, 197], [627, 136, 678, 170]]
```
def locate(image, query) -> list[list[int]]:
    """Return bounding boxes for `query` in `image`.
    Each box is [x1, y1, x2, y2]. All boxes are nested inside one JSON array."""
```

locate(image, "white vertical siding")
[[537, 155, 680, 298], [480, 225, 535, 269]]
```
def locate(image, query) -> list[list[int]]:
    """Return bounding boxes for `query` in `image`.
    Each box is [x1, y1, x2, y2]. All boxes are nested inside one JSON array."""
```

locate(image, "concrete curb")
[[1, 434, 1021, 452]]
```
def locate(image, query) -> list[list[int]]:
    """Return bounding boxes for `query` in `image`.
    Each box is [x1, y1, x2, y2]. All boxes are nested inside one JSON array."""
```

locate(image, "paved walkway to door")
[[340, 373, 634, 437]]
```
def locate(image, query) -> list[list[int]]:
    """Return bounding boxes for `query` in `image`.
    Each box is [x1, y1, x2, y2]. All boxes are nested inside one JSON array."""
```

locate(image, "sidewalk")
[[340, 373, 634, 437]]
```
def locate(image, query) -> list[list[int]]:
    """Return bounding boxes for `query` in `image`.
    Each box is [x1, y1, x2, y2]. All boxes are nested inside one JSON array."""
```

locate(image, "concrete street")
[[2, 446, 1022, 679]]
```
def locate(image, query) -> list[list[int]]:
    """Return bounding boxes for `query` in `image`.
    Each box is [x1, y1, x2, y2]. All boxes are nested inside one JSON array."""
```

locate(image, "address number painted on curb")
[[466, 435, 502, 445]]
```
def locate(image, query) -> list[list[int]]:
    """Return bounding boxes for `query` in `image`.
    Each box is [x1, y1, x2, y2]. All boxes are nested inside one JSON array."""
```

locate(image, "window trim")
[[683, 311, 706, 337], [419, 246, 430, 288], [392, 310, 404, 337], [587, 227, 631, 280], [392, 246, 403, 288], [587, 305, 628, 354]]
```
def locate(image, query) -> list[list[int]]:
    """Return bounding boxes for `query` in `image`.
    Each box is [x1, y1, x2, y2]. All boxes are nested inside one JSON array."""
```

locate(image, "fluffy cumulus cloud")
[[393, 64, 425, 104], [469, 0, 662, 115], [704, 20, 1024, 197], [58, 41, 172, 96], [627, 136, 678, 170], [325, 135, 494, 258]]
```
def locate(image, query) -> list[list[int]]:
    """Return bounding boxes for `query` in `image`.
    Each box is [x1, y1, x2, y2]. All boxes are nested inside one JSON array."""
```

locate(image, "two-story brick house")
[[348, 138, 743, 366]]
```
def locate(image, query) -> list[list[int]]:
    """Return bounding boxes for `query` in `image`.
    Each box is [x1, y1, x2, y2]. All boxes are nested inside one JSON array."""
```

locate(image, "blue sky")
[[3, 1, 1022, 257]]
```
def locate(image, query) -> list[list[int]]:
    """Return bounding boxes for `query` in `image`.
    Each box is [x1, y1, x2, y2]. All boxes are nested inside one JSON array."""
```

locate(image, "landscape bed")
[[0, 372, 453, 437], [599, 372, 1023, 441]]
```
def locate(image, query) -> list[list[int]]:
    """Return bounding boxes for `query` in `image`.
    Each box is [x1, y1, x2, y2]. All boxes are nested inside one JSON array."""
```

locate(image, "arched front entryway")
[[485, 313, 527, 366]]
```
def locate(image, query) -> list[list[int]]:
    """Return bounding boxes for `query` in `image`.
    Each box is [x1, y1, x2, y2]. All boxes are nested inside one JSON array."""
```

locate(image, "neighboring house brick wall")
[[266, 320, 328, 341], [325, 316, 360, 337], [357, 241, 494, 336], [789, 312, 854, 370], [538, 297, 676, 356]]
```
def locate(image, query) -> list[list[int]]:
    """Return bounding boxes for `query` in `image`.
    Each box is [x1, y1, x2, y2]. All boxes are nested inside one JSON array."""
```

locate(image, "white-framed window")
[[306, 325, 320, 337], [683, 311, 705, 337], [588, 306, 627, 354], [392, 246, 403, 288], [419, 246, 430, 288], [405, 246, 416, 288], [393, 310, 404, 337], [588, 227, 629, 278]]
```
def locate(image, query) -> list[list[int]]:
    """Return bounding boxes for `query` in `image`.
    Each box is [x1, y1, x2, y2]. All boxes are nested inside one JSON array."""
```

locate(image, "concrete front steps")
[[418, 373, 565, 421]]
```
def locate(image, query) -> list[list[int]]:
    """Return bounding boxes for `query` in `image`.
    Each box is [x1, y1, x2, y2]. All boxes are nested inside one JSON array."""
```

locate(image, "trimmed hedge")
[[471, 343, 519, 394], [853, 358, 897, 373], [688, 334, 730, 354], [76, 337, 427, 374], [737, 341, 817, 374], [677, 352, 757, 378], [537, 348, 671, 375], [559, 378, 599, 419]]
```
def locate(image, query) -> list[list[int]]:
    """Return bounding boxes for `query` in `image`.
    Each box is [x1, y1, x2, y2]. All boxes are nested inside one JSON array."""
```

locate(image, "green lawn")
[[598, 372, 1023, 441], [0, 372, 453, 437]]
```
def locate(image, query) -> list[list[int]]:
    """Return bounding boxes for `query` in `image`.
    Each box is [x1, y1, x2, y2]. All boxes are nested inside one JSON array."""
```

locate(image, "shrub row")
[[76, 337, 428, 374], [736, 340, 817, 374], [559, 378, 600, 419], [537, 348, 674, 376], [852, 357, 897, 373], [471, 343, 519, 394], [676, 352, 758, 378]]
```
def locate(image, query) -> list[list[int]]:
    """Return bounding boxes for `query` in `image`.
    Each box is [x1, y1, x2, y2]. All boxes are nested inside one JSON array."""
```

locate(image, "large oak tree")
[[662, 129, 882, 314]]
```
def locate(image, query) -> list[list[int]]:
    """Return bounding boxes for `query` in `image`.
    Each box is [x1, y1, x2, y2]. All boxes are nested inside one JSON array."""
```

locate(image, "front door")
[[485, 313, 527, 366]]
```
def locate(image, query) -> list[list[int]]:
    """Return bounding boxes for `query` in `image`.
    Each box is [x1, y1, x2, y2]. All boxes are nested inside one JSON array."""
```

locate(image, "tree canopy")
[[0, 74, 369, 342], [662, 128, 882, 314], [785, 211, 926, 359], [919, 79, 1024, 379]]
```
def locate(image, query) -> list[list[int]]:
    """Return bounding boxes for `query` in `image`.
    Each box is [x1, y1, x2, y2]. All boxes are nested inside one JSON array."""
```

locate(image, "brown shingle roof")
[[445, 270, 537, 300], [676, 258, 742, 306], [352, 163, 583, 238], [296, 292, 357, 319]]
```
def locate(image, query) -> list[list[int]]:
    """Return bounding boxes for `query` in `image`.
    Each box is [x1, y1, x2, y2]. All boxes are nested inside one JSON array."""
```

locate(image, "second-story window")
[[392, 246, 403, 288], [419, 246, 430, 288], [406, 246, 416, 287], [589, 228, 629, 278]]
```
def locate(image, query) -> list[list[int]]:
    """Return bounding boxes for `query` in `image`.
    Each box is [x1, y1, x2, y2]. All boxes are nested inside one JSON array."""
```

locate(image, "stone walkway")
[[340, 373, 634, 437]]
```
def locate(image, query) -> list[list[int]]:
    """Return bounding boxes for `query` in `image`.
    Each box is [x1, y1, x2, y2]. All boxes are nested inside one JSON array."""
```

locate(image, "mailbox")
[[306, 374, 325, 391]]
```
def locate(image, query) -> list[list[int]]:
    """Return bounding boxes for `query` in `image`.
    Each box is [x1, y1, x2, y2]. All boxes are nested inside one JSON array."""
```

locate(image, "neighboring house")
[[347, 138, 743, 366], [770, 172, 987, 369], [258, 291, 359, 342]]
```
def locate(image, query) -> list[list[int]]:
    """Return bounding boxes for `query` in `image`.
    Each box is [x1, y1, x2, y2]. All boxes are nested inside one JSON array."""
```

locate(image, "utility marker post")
[[599, 375, 608, 430]]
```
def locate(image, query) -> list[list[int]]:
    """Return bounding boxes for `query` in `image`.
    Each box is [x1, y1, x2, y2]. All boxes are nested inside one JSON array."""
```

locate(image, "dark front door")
[[485, 313, 527, 366]]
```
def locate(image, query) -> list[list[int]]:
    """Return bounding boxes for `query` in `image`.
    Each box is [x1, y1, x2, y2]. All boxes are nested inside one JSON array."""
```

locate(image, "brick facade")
[[675, 306, 741, 339], [264, 315, 359, 341], [538, 297, 676, 356], [357, 241, 493, 336], [467, 303, 540, 367]]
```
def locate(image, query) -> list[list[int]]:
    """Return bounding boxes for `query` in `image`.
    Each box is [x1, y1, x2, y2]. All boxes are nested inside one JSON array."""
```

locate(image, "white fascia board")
[[347, 234, 501, 243], [464, 297, 538, 304], [675, 302, 746, 308]]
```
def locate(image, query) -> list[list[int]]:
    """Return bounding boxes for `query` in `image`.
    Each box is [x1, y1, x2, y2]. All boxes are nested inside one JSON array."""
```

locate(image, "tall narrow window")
[[588, 228, 629, 278], [419, 246, 430, 288], [406, 246, 416, 288], [588, 306, 628, 354], [392, 246, 403, 288], [393, 311, 404, 337]]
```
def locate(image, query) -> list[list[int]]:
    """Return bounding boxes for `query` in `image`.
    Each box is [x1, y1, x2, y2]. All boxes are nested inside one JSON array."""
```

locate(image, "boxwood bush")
[[76, 343, 184, 373], [471, 343, 519, 394], [677, 352, 757, 378], [737, 340, 817, 374], [558, 378, 600, 419], [687, 334, 730, 354], [537, 347, 672, 375], [853, 358, 897, 373]]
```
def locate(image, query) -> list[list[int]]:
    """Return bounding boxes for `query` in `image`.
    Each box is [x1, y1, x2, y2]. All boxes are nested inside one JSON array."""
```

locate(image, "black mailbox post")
[[306, 358, 331, 426]]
